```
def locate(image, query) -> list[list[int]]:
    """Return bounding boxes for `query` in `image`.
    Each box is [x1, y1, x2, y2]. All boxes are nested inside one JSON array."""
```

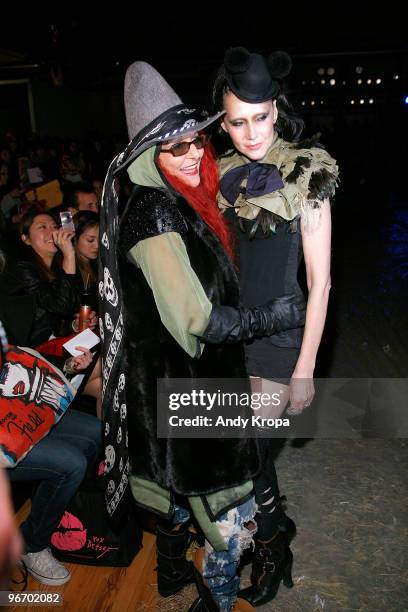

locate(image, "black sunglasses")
[[160, 134, 209, 157]]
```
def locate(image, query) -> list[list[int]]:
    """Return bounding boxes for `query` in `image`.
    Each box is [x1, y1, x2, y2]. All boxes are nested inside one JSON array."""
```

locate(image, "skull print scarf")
[[98, 148, 133, 524]]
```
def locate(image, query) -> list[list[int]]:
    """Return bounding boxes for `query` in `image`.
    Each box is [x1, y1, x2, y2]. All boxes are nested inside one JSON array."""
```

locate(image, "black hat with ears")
[[224, 47, 292, 103]]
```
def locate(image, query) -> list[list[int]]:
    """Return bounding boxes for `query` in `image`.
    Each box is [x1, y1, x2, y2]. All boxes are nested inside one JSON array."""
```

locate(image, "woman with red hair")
[[99, 61, 305, 612]]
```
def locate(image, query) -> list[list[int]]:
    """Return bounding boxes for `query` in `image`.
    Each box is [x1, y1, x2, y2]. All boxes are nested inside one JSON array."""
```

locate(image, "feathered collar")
[[217, 135, 339, 231]]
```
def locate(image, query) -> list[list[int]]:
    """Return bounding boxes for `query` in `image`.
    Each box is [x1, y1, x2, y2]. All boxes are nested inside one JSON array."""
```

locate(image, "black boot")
[[156, 523, 195, 597], [279, 516, 297, 542], [238, 515, 296, 570], [238, 525, 294, 607]]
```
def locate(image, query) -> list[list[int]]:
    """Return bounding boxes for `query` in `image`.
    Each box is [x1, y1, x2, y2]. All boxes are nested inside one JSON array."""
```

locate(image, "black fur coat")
[[118, 186, 259, 496]]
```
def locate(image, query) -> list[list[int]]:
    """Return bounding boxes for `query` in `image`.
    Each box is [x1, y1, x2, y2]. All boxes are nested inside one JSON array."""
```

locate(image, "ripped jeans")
[[173, 497, 257, 612]]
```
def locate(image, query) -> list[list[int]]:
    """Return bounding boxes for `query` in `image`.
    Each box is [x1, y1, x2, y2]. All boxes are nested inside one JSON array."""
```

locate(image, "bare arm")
[[289, 199, 332, 411]]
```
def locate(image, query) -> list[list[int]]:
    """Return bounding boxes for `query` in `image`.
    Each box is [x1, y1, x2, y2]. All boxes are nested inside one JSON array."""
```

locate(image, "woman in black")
[[13, 210, 102, 414], [14, 209, 81, 347], [213, 47, 339, 606]]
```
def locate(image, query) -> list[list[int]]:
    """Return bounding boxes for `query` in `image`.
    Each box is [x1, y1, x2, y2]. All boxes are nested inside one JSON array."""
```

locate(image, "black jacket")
[[0, 270, 35, 346], [12, 257, 81, 347]]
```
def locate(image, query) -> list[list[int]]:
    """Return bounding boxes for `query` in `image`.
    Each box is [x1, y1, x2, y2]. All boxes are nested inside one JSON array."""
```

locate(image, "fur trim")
[[308, 167, 338, 201], [217, 136, 339, 232], [286, 156, 311, 184], [224, 47, 251, 73], [267, 51, 292, 79], [118, 187, 259, 496], [294, 133, 324, 150]]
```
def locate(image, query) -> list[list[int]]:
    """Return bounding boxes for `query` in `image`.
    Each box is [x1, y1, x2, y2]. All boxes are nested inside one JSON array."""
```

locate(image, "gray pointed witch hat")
[[117, 61, 224, 171]]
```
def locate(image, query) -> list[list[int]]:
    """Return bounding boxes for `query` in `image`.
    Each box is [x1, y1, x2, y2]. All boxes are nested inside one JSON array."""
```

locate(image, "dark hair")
[[62, 182, 96, 209], [74, 210, 99, 238], [19, 208, 59, 280], [212, 64, 304, 142], [74, 210, 99, 286]]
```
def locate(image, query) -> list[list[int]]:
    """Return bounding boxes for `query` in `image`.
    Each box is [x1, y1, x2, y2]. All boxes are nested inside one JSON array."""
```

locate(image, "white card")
[[63, 328, 100, 357]]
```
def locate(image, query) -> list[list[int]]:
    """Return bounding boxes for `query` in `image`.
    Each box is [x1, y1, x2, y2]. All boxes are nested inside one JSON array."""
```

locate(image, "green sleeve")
[[128, 232, 212, 358]]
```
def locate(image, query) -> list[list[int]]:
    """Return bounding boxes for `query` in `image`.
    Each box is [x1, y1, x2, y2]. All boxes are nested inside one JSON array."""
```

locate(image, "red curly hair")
[[158, 143, 234, 260]]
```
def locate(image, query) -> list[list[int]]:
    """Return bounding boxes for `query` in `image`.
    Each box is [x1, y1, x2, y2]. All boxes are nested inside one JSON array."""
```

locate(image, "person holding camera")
[[10, 210, 102, 413]]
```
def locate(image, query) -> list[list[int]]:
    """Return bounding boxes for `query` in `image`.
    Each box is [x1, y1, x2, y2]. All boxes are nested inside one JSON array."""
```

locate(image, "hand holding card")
[[63, 329, 100, 357]]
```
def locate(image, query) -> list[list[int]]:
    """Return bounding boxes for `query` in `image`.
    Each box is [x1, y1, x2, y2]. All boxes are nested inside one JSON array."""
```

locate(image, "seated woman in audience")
[[73, 210, 99, 312], [1, 247, 102, 587], [14, 209, 82, 346], [72, 210, 102, 416], [13, 209, 102, 417]]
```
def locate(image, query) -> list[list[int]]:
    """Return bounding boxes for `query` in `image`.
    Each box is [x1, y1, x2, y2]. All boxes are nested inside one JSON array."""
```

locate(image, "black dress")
[[226, 211, 305, 379]]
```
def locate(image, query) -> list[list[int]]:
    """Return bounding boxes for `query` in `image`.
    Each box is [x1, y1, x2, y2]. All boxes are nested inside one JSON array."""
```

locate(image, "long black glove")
[[200, 294, 306, 344]]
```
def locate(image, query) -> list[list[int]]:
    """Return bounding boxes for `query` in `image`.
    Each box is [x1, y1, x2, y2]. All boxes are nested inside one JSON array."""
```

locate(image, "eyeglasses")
[[160, 134, 209, 157]]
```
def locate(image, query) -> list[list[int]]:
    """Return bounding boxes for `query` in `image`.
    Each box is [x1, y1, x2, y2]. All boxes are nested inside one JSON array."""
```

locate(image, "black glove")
[[200, 294, 306, 344]]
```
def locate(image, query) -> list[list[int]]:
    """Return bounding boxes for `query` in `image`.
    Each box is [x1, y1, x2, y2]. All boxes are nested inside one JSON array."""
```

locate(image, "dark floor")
[[163, 439, 408, 612], [239, 438, 408, 611]]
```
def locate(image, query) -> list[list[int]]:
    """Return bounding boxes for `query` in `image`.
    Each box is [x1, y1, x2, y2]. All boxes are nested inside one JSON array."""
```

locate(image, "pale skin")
[[221, 93, 332, 412]]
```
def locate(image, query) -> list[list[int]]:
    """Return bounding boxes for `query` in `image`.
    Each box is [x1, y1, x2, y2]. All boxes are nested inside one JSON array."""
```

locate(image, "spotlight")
[[357, 79, 362, 84], [311, 100, 315, 106], [369, 99, 374, 104], [367, 79, 372, 84], [320, 79, 326, 85], [360, 99, 365, 104], [330, 79, 336, 86], [393, 74, 399, 80], [351, 100, 355, 105], [301, 101, 306, 106], [404, 95, 408, 104], [376, 78, 382, 84], [327, 67, 335, 75]]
